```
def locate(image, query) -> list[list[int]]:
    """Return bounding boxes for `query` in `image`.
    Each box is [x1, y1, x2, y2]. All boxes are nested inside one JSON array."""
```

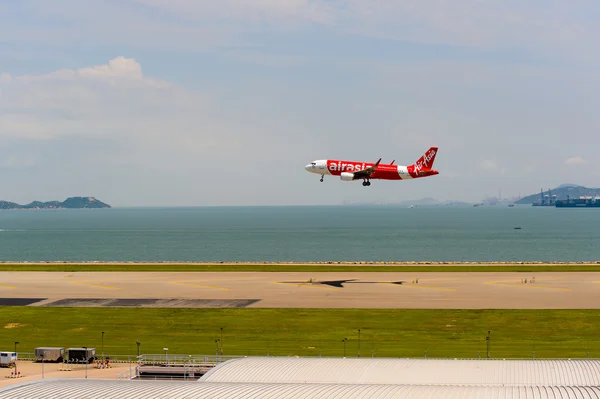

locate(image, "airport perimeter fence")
[[132, 353, 600, 362], [137, 354, 241, 365], [126, 335, 599, 360], [11, 341, 600, 363]]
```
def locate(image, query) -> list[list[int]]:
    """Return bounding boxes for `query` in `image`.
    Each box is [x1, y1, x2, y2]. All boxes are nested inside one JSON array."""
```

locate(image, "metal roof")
[[1, 380, 600, 399], [199, 357, 600, 386]]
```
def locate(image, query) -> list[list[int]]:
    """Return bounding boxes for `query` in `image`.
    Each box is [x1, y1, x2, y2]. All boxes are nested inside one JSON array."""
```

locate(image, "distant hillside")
[[515, 185, 600, 204], [0, 197, 111, 210]]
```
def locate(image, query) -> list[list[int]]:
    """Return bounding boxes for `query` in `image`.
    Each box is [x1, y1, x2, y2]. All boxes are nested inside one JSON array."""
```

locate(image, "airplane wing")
[[352, 158, 382, 179]]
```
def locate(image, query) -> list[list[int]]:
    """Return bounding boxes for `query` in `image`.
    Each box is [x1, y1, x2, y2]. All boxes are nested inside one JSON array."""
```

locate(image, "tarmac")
[[1, 271, 599, 309], [0, 361, 133, 389]]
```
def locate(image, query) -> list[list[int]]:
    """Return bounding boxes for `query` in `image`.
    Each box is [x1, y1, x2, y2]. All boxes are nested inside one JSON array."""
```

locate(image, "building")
[[199, 357, 600, 386], [1, 379, 600, 398], [1, 358, 600, 398]]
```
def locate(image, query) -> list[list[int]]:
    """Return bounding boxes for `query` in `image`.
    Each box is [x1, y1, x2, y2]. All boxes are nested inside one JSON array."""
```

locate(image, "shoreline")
[[1, 261, 599, 265]]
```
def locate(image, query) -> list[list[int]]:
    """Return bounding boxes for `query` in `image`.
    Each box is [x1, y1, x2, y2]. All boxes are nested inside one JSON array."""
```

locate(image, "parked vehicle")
[[35, 347, 65, 362], [0, 352, 17, 367], [67, 347, 96, 363]]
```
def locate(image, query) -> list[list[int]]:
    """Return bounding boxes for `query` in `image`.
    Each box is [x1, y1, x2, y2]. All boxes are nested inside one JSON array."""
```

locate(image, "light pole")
[[358, 329, 361, 358], [82, 346, 88, 379], [486, 331, 491, 359], [14, 342, 18, 377], [342, 338, 347, 358], [163, 348, 169, 364], [102, 331, 105, 362], [136, 341, 142, 379], [215, 339, 220, 361], [371, 333, 375, 358], [220, 327, 223, 356], [318, 337, 322, 358], [185, 355, 191, 381]]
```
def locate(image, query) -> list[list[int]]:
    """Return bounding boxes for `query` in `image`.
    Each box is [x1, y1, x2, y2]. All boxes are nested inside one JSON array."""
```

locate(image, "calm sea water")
[[0, 206, 598, 262]]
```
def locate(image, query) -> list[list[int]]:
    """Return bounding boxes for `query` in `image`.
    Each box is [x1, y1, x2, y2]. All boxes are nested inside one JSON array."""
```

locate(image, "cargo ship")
[[555, 196, 600, 208]]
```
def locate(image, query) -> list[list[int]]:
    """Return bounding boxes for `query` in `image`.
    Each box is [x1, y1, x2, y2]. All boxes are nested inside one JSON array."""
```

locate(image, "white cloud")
[[17, 57, 169, 89], [566, 156, 587, 165], [0, 57, 227, 154], [223, 50, 307, 68], [476, 159, 501, 173], [0, 56, 321, 205], [0, 154, 36, 169], [131, 0, 335, 25], [129, 0, 599, 61], [6, 1, 590, 61], [3, 1, 599, 69]]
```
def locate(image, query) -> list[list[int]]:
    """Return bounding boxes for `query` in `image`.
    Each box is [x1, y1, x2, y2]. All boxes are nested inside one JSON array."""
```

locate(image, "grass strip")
[[1, 263, 600, 272], [2, 308, 599, 359]]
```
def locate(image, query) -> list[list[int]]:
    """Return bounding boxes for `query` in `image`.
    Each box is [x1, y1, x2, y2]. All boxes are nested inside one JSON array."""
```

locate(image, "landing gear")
[[362, 180, 371, 187], [320, 175, 324, 182]]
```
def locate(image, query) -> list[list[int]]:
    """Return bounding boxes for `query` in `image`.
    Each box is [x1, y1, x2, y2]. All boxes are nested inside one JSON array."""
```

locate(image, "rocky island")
[[0, 197, 111, 210]]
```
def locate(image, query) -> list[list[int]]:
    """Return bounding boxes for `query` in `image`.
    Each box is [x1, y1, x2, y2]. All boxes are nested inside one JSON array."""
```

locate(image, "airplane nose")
[[305, 164, 311, 171]]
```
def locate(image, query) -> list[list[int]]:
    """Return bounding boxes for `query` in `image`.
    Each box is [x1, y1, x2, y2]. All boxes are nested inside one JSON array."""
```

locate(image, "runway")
[[1, 271, 599, 309]]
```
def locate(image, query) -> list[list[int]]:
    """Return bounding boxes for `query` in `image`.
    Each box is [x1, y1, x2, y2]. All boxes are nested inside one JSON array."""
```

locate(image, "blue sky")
[[1, 0, 599, 206]]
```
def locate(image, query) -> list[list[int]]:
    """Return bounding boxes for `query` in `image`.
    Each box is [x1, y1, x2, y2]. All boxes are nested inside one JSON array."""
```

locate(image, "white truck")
[[0, 352, 17, 368]]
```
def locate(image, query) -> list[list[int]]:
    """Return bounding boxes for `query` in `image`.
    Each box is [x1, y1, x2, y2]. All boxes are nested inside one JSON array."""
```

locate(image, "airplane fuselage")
[[305, 147, 439, 185]]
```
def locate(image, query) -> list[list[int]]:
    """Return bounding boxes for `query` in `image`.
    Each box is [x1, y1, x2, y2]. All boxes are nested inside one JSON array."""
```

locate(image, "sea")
[[0, 205, 599, 263]]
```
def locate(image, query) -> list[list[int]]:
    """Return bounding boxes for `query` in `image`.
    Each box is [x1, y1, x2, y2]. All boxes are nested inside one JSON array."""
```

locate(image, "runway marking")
[[402, 285, 456, 291], [0, 284, 16, 289], [271, 282, 339, 291], [229, 278, 264, 281], [71, 281, 121, 290], [484, 281, 571, 291], [169, 281, 230, 291]]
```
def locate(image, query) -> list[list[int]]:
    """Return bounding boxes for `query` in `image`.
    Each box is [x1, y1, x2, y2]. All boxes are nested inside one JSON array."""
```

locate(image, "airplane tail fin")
[[413, 147, 438, 171]]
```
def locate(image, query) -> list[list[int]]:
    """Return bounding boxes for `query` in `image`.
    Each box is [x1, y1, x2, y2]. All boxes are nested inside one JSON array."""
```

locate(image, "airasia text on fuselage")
[[327, 161, 369, 172]]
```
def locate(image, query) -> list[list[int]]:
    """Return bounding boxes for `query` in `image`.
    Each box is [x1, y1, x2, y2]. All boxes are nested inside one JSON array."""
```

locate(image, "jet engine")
[[340, 172, 355, 181]]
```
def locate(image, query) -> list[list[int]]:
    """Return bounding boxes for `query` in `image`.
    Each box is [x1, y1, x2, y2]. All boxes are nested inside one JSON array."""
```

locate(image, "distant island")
[[340, 184, 600, 207], [514, 184, 600, 205], [0, 197, 111, 210]]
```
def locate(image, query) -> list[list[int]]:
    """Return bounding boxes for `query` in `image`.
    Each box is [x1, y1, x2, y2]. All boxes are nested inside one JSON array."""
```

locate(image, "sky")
[[1, 0, 599, 206]]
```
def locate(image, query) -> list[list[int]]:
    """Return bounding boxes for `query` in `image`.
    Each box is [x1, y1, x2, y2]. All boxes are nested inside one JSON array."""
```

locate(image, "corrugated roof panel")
[[1, 380, 600, 399], [199, 358, 600, 386]]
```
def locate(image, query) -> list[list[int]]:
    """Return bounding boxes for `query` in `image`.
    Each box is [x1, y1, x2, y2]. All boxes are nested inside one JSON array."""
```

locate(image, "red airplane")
[[305, 147, 439, 186]]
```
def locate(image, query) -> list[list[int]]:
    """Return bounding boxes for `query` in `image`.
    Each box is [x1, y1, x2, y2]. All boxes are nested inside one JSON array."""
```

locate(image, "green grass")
[[1, 263, 600, 272], [2, 308, 600, 359]]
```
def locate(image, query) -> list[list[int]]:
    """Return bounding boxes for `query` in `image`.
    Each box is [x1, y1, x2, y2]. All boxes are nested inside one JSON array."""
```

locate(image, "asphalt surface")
[[1, 271, 599, 308]]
